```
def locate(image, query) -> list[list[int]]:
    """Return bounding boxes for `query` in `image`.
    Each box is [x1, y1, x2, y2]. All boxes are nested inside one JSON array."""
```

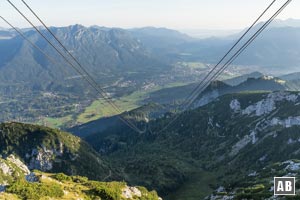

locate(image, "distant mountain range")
[[135, 19, 300, 72], [131, 19, 300, 71], [1, 18, 300, 94], [0, 24, 168, 94], [144, 73, 295, 107], [171, 26, 300, 71], [179, 18, 300, 38]]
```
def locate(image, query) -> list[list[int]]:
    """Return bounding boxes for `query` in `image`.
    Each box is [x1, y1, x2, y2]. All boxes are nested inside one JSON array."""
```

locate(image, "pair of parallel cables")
[[153, 0, 292, 134]]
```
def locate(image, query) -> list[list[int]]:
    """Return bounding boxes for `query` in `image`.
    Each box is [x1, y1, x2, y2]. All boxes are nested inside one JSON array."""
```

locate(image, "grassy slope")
[[76, 81, 197, 124], [37, 115, 73, 128], [1, 171, 160, 200], [76, 90, 147, 124], [36, 81, 195, 129]]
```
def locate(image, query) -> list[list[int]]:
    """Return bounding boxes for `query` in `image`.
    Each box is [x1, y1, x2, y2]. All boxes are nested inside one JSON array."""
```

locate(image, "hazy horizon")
[[2, 17, 300, 39], [1, 0, 299, 31]]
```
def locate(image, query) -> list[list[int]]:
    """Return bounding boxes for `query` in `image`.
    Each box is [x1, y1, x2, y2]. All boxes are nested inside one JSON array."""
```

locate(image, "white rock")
[[7, 155, 30, 175], [242, 98, 275, 116], [284, 160, 300, 171], [230, 99, 241, 112], [130, 187, 142, 197], [29, 148, 54, 171], [241, 92, 299, 117], [230, 135, 252, 156], [122, 186, 142, 199], [259, 155, 267, 162], [208, 117, 214, 127], [248, 171, 258, 177], [0, 161, 12, 175], [216, 186, 226, 193], [208, 195, 234, 200], [250, 131, 258, 144], [271, 116, 300, 128], [287, 138, 296, 145]]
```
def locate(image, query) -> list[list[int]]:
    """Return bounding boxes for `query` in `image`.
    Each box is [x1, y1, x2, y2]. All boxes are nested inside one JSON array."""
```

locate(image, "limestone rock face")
[[230, 99, 241, 112], [7, 155, 30, 175], [27, 144, 66, 171], [0, 162, 12, 176], [29, 148, 54, 171], [0, 154, 37, 193], [241, 92, 300, 116]]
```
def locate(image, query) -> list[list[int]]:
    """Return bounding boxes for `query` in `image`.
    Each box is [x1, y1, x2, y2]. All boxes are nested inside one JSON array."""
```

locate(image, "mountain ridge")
[[82, 90, 300, 199], [0, 153, 160, 200], [0, 122, 113, 181], [68, 74, 296, 137]]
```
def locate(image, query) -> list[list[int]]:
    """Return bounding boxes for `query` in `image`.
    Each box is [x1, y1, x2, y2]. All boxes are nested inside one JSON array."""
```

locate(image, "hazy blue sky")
[[0, 0, 299, 30]]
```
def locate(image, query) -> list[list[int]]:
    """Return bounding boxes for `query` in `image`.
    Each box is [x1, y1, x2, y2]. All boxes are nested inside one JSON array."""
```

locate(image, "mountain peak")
[[67, 24, 86, 32]]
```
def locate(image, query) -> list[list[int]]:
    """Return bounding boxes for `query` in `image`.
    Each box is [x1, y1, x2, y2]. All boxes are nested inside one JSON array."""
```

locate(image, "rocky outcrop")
[[7, 155, 30, 175], [27, 143, 65, 171], [230, 134, 252, 157], [242, 97, 276, 116], [0, 154, 37, 193], [0, 161, 12, 176], [229, 92, 300, 156], [122, 186, 142, 199], [283, 160, 300, 171], [230, 99, 241, 112], [29, 148, 54, 171], [241, 92, 299, 116], [206, 194, 234, 200], [270, 116, 300, 128]]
